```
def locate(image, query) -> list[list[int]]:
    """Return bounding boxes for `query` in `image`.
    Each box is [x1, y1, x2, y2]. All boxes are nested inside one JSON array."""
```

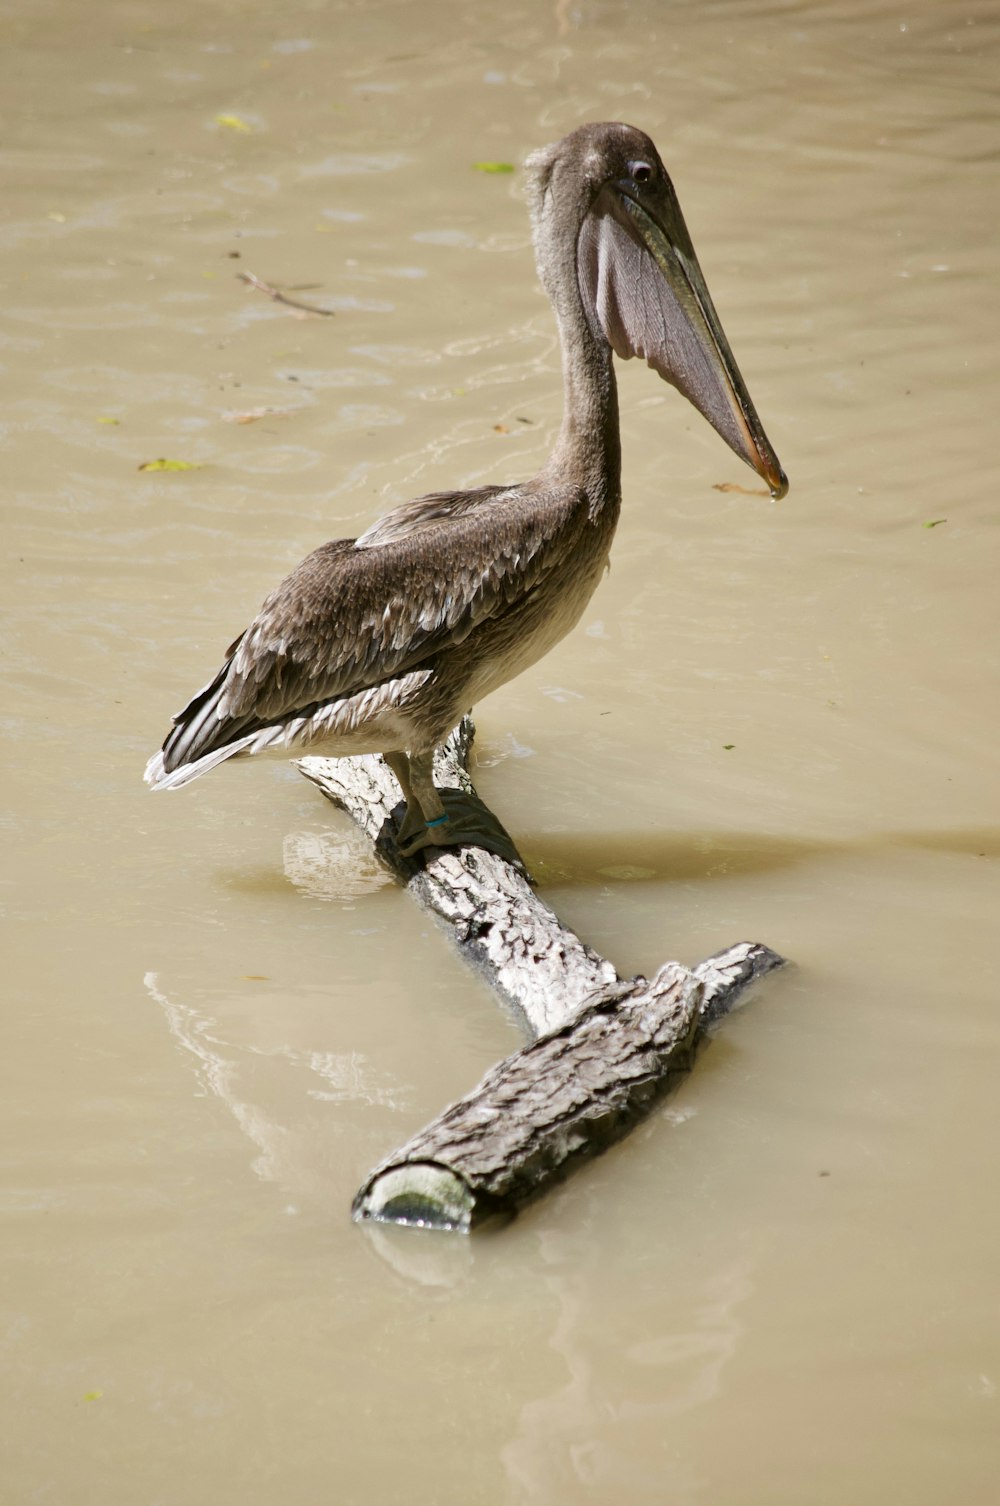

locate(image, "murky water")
[[3, 0, 998, 1500]]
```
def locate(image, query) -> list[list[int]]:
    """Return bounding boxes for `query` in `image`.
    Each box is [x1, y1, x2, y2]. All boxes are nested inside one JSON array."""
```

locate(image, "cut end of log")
[[353, 1161, 480, 1233]]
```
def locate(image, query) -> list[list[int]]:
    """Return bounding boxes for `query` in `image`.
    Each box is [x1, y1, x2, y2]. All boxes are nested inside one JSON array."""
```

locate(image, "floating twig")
[[237, 270, 335, 317]]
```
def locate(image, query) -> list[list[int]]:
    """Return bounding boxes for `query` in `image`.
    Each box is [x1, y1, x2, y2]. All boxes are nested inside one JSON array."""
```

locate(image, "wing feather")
[[158, 481, 588, 774]]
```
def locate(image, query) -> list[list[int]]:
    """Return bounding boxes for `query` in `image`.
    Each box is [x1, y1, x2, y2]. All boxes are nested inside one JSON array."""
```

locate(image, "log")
[[297, 719, 785, 1230], [352, 945, 781, 1230]]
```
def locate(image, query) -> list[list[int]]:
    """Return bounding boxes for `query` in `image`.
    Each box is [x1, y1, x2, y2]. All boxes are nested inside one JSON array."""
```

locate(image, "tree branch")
[[297, 719, 785, 1230]]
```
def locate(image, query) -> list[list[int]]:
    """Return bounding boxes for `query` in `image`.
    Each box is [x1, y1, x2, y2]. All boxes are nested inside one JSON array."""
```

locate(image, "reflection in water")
[[282, 827, 395, 902], [524, 826, 1000, 888], [362, 1222, 476, 1289], [502, 1231, 754, 1504], [144, 971, 288, 1186], [144, 971, 412, 1197]]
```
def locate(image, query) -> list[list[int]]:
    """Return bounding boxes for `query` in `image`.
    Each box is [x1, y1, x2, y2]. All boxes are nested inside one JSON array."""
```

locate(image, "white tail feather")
[[143, 733, 260, 790]]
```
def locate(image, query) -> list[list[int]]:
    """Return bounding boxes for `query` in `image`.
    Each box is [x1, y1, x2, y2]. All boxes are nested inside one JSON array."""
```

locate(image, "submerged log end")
[[695, 939, 787, 1026], [352, 1161, 488, 1234]]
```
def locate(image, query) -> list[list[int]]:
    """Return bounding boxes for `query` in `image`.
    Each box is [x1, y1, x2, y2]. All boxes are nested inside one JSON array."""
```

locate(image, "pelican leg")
[[387, 749, 447, 854], [395, 750, 526, 869], [383, 751, 430, 848]]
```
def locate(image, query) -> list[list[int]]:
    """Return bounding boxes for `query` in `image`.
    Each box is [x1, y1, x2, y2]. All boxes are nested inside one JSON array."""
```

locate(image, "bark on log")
[[297, 719, 785, 1230], [352, 945, 780, 1230], [297, 720, 621, 1037]]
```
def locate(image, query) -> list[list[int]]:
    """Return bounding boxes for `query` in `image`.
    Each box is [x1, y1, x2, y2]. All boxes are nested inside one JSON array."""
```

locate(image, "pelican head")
[[525, 122, 787, 499]]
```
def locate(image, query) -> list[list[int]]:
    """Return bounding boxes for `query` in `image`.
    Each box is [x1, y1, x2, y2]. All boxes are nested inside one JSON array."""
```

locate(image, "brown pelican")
[[145, 122, 786, 857]]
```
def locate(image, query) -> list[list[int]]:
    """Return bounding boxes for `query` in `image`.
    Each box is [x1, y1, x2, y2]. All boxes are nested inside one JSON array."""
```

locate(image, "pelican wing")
[[158, 481, 588, 773]]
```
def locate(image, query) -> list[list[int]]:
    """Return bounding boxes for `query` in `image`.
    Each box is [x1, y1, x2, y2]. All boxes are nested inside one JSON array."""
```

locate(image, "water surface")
[[3, 1, 998, 1502]]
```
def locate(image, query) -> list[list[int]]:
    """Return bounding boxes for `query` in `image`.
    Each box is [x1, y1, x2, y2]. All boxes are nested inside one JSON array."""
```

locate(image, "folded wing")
[[154, 481, 587, 776]]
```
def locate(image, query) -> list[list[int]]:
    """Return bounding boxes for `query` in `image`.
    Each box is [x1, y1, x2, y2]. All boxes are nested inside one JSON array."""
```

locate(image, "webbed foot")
[[395, 788, 526, 871]]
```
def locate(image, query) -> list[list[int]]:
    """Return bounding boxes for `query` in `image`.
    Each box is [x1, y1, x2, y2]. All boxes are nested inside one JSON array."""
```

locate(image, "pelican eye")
[[629, 160, 654, 185]]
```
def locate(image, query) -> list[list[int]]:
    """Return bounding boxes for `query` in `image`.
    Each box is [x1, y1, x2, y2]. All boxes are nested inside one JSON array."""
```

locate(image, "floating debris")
[[713, 481, 771, 496], [138, 458, 204, 472], [215, 113, 252, 133], [222, 406, 297, 425], [237, 270, 334, 317]]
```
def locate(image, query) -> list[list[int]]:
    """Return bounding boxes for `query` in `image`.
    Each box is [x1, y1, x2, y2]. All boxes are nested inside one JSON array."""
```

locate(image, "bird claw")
[[396, 821, 450, 858]]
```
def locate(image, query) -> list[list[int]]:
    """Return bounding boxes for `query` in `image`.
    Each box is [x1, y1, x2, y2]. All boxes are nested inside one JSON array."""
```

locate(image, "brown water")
[[3, 0, 998, 1501]]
